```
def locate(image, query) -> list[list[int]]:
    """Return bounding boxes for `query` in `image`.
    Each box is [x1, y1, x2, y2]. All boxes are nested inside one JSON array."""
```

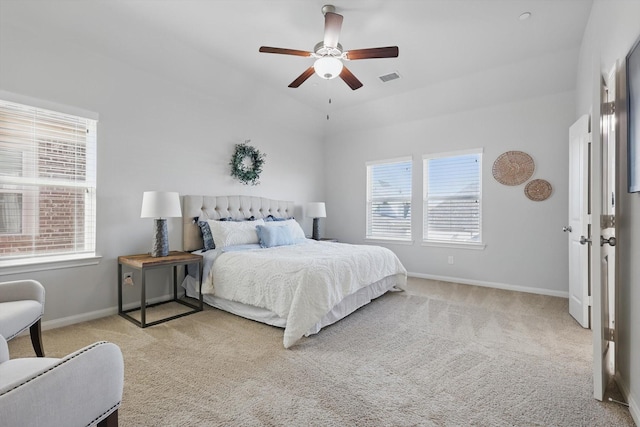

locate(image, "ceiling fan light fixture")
[[259, 6, 397, 90], [314, 56, 343, 79]]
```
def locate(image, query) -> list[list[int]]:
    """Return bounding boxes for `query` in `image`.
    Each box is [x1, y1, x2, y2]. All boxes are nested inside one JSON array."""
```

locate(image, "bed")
[[181, 195, 407, 348]]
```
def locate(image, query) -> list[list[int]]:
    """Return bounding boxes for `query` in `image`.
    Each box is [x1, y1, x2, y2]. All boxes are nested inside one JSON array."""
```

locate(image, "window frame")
[[0, 90, 101, 273], [365, 156, 413, 243], [0, 144, 37, 236], [422, 148, 484, 249]]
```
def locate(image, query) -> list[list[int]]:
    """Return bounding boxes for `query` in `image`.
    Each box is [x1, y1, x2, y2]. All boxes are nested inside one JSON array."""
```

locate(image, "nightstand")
[[118, 251, 203, 328]]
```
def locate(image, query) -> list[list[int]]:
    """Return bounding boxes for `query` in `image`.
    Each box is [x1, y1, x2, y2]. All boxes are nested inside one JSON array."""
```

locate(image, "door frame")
[[590, 64, 618, 401]]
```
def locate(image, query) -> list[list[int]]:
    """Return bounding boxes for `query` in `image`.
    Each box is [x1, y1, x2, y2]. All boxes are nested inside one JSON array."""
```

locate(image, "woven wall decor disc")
[[525, 179, 553, 201], [492, 151, 535, 186]]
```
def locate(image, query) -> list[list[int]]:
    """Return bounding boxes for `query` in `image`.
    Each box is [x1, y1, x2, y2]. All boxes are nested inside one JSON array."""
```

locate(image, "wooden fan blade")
[[339, 66, 363, 90], [323, 12, 343, 48], [259, 46, 312, 57], [288, 67, 316, 88], [345, 46, 399, 60]]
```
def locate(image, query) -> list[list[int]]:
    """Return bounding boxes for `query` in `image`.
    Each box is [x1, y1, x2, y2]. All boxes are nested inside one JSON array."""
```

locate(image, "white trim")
[[365, 155, 412, 166], [628, 391, 639, 425], [365, 238, 414, 245], [615, 374, 639, 425], [42, 307, 117, 331], [408, 271, 569, 298], [15, 293, 183, 334], [422, 147, 484, 160], [0, 254, 102, 276], [421, 241, 486, 250], [0, 90, 99, 120]]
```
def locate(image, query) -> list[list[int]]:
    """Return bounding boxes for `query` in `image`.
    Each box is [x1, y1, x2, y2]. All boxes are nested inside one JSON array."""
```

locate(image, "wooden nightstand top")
[[118, 251, 202, 269]]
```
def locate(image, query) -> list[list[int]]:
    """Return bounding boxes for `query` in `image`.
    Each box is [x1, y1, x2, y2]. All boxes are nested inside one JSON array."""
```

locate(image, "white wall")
[[0, 18, 324, 324], [325, 89, 575, 296], [576, 1, 640, 422]]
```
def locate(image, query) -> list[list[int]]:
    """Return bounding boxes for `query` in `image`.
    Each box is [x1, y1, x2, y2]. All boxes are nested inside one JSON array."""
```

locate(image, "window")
[[0, 97, 97, 263], [423, 150, 482, 245], [366, 157, 412, 241]]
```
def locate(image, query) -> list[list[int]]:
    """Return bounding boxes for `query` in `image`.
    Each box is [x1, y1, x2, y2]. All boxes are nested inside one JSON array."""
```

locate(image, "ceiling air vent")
[[379, 72, 400, 83]]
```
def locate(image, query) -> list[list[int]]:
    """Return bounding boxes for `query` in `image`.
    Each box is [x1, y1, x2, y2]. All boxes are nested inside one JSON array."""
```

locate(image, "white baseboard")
[[42, 307, 117, 331], [615, 374, 639, 425], [35, 277, 566, 333], [407, 272, 569, 298], [39, 293, 178, 332], [629, 392, 639, 425]]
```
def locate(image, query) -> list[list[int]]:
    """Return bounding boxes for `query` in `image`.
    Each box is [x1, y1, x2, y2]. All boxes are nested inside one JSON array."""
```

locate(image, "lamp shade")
[[140, 191, 182, 218], [306, 202, 327, 218], [314, 57, 343, 80]]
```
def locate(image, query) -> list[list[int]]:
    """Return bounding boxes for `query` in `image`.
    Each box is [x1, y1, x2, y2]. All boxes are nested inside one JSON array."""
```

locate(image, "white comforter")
[[201, 240, 407, 348]]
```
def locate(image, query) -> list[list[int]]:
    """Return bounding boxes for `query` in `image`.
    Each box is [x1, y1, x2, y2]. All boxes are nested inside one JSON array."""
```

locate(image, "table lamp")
[[306, 202, 326, 240], [140, 191, 182, 257]]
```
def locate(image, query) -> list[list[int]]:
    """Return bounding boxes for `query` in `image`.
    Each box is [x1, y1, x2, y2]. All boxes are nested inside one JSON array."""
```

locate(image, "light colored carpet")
[[8, 278, 634, 426]]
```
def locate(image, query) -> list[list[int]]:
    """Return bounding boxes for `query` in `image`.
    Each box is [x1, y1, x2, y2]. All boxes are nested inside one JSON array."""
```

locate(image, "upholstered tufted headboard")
[[182, 195, 296, 252]]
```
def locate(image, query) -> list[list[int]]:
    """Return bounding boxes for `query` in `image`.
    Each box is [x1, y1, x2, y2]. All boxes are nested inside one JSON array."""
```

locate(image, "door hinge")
[[600, 214, 615, 229], [605, 327, 615, 342], [587, 295, 593, 307], [603, 102, 615, 115]]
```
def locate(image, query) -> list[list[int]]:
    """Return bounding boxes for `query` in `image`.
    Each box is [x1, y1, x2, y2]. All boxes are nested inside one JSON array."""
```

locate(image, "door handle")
[[600, 236, 616, 247], [563, 226, 572, 232], [579, 235, 591, 245]]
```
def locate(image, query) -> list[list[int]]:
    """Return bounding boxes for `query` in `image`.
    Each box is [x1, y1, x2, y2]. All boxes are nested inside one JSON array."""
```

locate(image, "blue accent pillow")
[[197, 220, 215, 251], [256, 224, 295, 248]]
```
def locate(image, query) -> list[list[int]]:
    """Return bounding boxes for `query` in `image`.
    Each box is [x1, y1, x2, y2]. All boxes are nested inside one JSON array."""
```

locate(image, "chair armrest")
[[0, 335, 8, 363], [0, 341, 124, 427], [0, 280, 45, 304]]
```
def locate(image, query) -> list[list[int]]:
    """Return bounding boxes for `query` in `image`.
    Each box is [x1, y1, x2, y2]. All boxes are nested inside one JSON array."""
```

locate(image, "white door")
[[569, 66, 618, 402], [567, 115, 590, 328]]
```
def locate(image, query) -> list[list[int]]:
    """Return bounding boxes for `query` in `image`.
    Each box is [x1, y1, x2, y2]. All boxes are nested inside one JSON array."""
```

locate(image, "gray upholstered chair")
[[0, 334, 124, 427], [0, 279, 46, 357]]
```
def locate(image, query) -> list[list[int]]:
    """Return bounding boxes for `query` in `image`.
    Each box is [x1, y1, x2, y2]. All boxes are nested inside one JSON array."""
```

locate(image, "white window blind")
[[423, 150, 482, 244], [366, 157, 412, 241], [0, 99, 97, 262]]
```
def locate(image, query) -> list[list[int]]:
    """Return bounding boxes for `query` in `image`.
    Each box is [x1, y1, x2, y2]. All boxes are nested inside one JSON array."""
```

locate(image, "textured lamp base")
[[312, 217, 321, 240], [151, 218, 169, 257]]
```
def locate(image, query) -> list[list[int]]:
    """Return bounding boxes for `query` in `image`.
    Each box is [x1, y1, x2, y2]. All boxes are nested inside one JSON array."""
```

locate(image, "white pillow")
[[207, 219, 265, 248], [265, 219, 306, 241]]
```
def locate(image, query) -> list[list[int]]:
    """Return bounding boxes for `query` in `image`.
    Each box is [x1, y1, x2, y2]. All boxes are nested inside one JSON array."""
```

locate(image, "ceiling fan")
[[259, 4, 399, 90]]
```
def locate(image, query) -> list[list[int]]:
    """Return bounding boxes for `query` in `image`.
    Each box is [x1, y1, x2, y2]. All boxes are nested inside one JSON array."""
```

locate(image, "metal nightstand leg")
[[140, 268, 146, 327]]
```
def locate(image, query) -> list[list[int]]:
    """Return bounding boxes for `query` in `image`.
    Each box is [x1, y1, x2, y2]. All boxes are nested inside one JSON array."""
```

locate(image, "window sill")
[[365, 238, 414, 246], [0, 254, 102, 276], [421, 241, 486, 250]]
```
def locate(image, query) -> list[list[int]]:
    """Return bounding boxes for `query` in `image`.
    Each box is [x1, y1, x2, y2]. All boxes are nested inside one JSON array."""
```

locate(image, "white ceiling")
[[1, 0, 593, 115]]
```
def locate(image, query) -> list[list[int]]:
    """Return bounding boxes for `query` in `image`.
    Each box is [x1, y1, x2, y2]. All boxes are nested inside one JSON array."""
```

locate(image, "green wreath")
[[230, 140, 266, 186]]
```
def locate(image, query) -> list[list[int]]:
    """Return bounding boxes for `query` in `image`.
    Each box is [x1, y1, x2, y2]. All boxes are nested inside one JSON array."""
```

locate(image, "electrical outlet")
[[123, 272, 134, 286], [448, 256, 454, 265]]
